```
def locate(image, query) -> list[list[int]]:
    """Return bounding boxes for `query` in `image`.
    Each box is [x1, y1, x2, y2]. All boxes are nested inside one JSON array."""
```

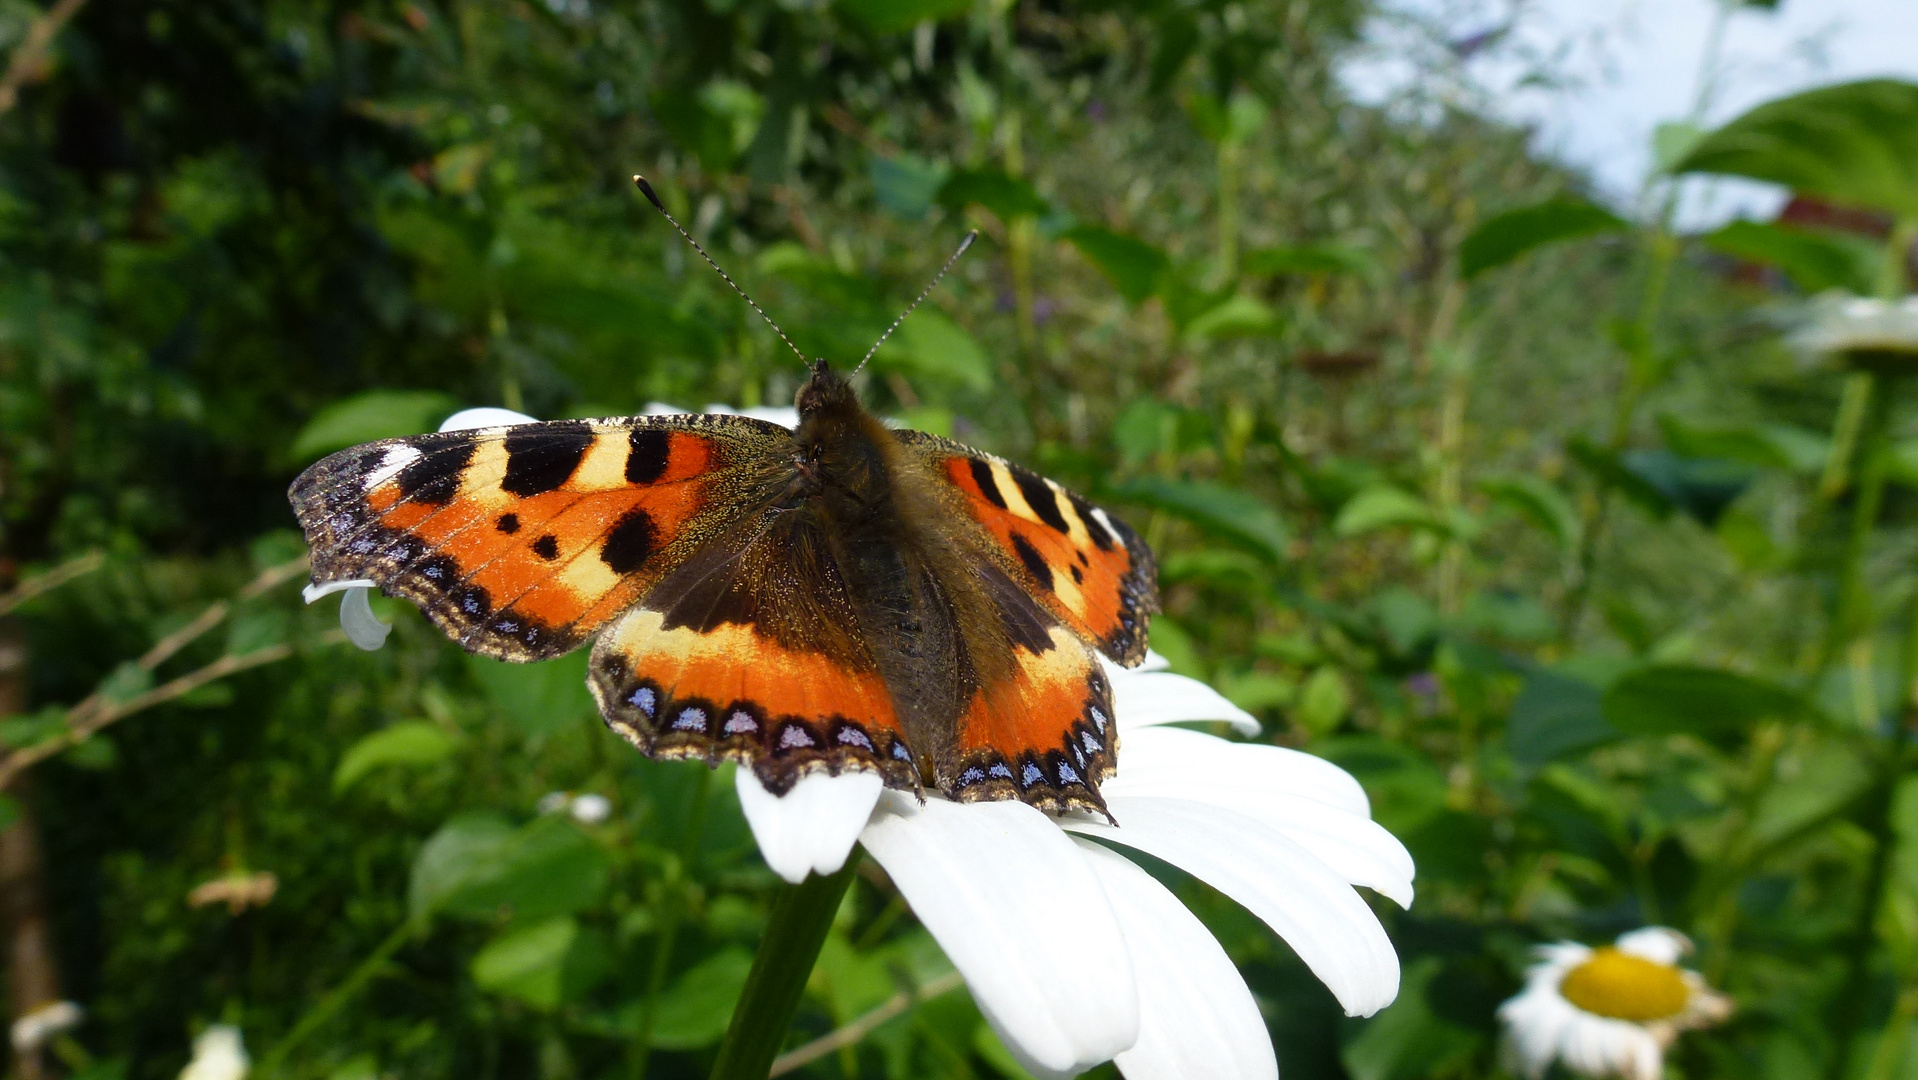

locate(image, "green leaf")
[[1658, 414, 1830, 474], [1333, 486, 1446, 538], [1746, 742, 1871, 854], [1701, 220, 1882, 294], [1107, 477, 1288, 562], [63, 735, 117, 770], [1243, 242, 1376, 278], [836, 0, 972, 34], [1294, 667, 1351, 736], [291, 390, 459, 462], [1674, 78, 1918, 219], [870, 154, 950, 219], [1458, 198, 1628, 279], [649, 948, 755, 1050], [1342, 957, 1482, 1080], [1602, 665, 1809, 738], [410, 814, 609, 923], [1181, 294, 1283, 343], [1144, 615, 1205, 679], [465, 650, 593, 736], [96, 661, 154, 704], [1507, 669, 1617, 764], [868, 307, 993, 390], [1061, 226, 1168, 305], [470, 916, 608, 1010], [333, 722, 458, 794], [0, 707, 67, 750], [1652, 121, 1708, 174], [1567, 437, 1674, 518], [937, 168, 1052, 222], [1477, 474, 1579, 549], [1620, 450, 1755, 527]]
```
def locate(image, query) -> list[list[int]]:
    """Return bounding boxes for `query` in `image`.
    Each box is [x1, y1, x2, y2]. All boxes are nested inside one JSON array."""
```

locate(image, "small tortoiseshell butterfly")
[[289, 179, 1158, 818]]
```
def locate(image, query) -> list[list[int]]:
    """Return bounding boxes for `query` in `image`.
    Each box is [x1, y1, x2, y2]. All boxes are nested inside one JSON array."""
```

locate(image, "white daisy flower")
[[739, 652, 1414, 1080], [178, 1024, 250, 1080], [1498, 927, 1733, 1080], [1793, 293, 1918, 367]]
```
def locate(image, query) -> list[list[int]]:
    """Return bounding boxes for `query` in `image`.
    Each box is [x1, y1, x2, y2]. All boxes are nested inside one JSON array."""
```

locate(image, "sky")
[[1338, 0, 1918, 230]]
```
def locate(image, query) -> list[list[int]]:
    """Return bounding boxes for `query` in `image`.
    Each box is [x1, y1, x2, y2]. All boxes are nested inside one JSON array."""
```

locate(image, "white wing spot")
[[363, 444, 423, 490]]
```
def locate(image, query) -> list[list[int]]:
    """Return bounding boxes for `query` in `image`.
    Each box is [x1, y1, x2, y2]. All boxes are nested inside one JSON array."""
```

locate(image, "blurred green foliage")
[[4, 1, 1918, 1079]]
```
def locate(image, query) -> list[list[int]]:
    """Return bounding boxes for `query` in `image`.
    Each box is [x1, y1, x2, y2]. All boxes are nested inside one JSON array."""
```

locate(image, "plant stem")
[[1816, 375, 1893, 678], [258, 919, 415, 1075], [707, 858, 860, 1080]]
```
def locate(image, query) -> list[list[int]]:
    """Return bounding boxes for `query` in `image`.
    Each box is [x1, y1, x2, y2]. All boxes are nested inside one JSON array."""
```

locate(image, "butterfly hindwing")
[[894, 430, 1158, 666], [589, 507, 922, 795], [289, 414, 791, 661]]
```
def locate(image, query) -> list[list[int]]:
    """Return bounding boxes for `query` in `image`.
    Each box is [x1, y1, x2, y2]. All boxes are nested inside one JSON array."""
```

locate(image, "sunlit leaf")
[[650, 948, 755, 1049], [1108, 476, 1288, 562], [465, 650, 594, 737], [471, 916, 609, 1010], [291, 390, 460, 462], [1652, 121, 1708, 174], [1458, 198, 1628, 279], [1702, 220, 1882, 294], [1333, 485, 1446, 538], [333, 722, 458, 794], [1675, 79, 1918, 218], [868, 307, 993, 390], [1603, 665, 1809, 738], [1061, 225, 1168, 305], [1477, 474, 1579, 550], [1745, 742, 1870, 854], [1181, 293, 1283, 343], [1243, 242, 1376, 278]]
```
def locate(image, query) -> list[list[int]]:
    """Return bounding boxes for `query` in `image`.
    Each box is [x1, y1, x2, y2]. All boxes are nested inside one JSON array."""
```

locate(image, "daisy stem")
[[707, 857, 860, 1080]]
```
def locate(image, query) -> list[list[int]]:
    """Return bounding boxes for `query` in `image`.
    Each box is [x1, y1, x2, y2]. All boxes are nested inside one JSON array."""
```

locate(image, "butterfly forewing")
[[289, 414, 791, 661]]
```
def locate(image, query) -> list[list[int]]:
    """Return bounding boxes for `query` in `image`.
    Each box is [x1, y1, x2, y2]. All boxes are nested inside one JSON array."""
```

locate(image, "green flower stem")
[[708, 857, 860, 1080], [257, 918, 416, 1076], [1817, 375, 1893, 680]]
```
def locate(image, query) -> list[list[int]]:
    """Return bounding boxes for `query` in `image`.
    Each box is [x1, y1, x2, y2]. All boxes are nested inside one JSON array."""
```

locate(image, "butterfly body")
[[291, 361, 1157, 817]]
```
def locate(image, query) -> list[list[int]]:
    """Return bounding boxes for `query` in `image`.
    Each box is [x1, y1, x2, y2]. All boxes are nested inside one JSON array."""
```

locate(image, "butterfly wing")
[[289, 414, 791, 661], [589, 506, 921, 795], [944, 561, 1118, 818], [894, 430, 1158, 666]]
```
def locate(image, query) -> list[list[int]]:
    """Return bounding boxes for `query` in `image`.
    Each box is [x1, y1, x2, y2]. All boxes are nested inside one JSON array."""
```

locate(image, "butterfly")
[[288, 180, 1158, 818]]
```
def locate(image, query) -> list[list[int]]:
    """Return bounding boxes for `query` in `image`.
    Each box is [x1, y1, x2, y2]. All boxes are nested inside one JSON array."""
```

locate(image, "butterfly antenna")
[[852, 229, 978, 376], [633, 175, 807, 367]]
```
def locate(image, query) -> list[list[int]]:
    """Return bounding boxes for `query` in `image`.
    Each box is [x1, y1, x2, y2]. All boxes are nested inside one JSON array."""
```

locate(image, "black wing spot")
[[1013, 471, 1070, 533], [396, 441, 476, 505], [496, 513, 520, 534], [602, 509, 659, 575], [1010, 531, 1054, 592], [502, 421, 593, 496], [532, 534, 559, 560], [627, 428, 672, 484], [455, 585, 492, 618], [1071, 564, 1084, 584], [968, 458, 1008, 509]]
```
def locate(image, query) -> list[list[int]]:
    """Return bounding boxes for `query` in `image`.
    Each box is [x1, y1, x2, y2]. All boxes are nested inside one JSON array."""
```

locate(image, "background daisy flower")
[[1499, 927, 1732, 1080]]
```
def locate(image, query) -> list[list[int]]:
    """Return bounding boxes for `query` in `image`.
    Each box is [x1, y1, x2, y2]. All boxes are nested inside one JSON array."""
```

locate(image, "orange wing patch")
[[590, 608, 921, 795], [290, 416, 785, 661], [948, 623, 1116, 818], [916, 439, 1157, 665]]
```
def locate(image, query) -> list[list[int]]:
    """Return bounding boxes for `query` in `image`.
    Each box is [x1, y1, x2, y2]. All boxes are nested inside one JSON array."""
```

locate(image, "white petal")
[[703, 402, 801, 429], [439, 407, 537, 431], [1065, 796, 1400, 1017], [1558, 1011, 1660, 1080], [1111, 725, 1371, 817], [1103, 730, 1412, 906], [1073, 840, 1277, 1080], [1614, 927, 1689, 966], [1108, 668, 1260, 736], [735, 769, 881, 884], [642, 402, 692, 415], [1498, 986, 1579, 1079], [859, 793, 1139, 1078], [338, 587, 392, 651], [303, 578, 378, 604]]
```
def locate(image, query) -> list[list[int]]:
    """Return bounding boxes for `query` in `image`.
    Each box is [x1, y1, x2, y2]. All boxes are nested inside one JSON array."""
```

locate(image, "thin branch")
[[0, 556, 319, 788], [768, 970, 965, 1077], [0, 551, 103, 618], [0, 0, 89, 117]]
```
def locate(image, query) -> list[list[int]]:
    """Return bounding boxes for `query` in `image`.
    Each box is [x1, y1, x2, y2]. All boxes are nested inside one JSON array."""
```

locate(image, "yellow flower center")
[[1558, 947, 1690, 1021]]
